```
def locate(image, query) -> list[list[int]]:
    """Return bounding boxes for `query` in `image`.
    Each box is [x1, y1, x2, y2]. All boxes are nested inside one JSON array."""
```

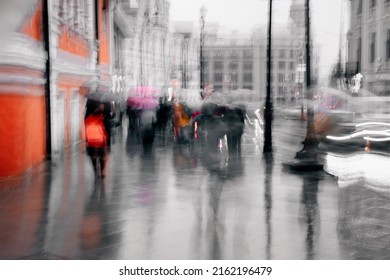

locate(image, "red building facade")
[[0, 0, 113, 177]]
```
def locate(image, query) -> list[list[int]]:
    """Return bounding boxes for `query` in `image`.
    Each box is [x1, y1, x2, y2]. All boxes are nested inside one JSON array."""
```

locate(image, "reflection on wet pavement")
[[1, 118, 389, 259], [325, 152, 390, 259]]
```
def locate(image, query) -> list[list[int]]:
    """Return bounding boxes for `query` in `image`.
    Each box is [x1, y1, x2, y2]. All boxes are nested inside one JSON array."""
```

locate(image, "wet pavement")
[[1, 116, 390, 260]]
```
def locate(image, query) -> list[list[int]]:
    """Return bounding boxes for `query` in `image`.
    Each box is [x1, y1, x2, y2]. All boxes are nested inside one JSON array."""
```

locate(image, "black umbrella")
[[86, 91, 120, 103]]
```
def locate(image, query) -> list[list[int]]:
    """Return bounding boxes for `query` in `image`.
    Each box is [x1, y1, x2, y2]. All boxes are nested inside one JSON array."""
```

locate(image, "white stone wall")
[[348, 0, 390, 95]]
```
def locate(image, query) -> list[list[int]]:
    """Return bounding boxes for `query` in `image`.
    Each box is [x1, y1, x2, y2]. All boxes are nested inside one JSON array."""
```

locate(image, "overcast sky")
[[169, 0, 348, 83]]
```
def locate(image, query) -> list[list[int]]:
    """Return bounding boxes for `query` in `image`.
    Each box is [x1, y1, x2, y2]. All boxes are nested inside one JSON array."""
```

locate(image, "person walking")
[[85, 99, 114, 178], [172, 99, 191, 144], [140, 108, 157, 154]]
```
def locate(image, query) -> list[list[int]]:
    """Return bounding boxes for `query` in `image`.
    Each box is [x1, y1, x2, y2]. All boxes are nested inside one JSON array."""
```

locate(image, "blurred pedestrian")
[[140, 108, 157, 154], [126, 97, 140, 134], [85, 99, 115, 178], [156, 97, 172, 134], [172, 99, 191, 144], [225, 106, 245, 156]]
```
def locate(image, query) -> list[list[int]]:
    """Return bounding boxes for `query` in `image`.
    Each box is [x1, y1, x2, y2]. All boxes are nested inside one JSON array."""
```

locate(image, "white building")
[[124, 0, 170, 96], [347, 0, 390, 96]]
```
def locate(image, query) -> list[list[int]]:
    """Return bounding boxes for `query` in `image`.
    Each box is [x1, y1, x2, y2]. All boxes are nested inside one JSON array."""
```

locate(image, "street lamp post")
[[284, 0, 323, 171], [296, 0, 318, 158], [200, 5, 207, 98], [263, 0, 273, 156]]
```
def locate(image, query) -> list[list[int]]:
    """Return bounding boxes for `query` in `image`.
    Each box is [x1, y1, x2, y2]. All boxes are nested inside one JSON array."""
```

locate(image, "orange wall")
[[0, 93, 46, 177], [21, 0, 42, 41], [0, 2, 46, 177], [58, 27, 89, 58]]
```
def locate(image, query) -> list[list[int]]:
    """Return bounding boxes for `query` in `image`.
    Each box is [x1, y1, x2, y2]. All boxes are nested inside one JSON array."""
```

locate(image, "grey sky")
[[170, 0, 348, 82]]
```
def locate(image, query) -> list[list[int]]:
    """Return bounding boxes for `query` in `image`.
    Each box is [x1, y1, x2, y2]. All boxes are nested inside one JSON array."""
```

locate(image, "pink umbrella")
[[139, 97, 159, 110], [127, 97, 139, 109], [130, 86, 160, 98], [127, 96, 159, 110]]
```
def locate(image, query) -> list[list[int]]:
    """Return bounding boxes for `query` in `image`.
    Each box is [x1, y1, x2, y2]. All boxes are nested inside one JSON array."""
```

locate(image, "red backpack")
[[85, 113, 107, 148]]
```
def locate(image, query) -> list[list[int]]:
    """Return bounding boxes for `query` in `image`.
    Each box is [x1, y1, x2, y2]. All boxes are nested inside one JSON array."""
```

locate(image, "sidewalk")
[[0, 120, 389, 259]]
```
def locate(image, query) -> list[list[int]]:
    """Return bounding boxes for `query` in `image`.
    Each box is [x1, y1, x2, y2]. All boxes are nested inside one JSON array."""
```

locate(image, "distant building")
[[347, 0, 390, 95], [112, 0, 139, 99], [203, 31, 257, 92], [201, 0, 319, 106], [253, 26, 300, 105], [170, 21, 200, 95], [125, 0, 170, 94]]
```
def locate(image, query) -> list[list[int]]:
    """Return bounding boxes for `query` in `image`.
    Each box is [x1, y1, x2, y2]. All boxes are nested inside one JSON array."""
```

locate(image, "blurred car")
[[324, 121, 390, 152]]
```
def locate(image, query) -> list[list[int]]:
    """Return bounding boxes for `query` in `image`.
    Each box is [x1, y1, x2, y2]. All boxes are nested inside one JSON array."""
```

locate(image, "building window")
[[214, 61, 223, 70], [290, 49, 294, 58], [369, 0, 376, 19], [357, 0, 362, 14], [370, 32, 376, 62], [229, 61, 238, 70], [279, 49, 285, 58], [386, 0, 390, 15], [243, 73, 252, 83], [231, 73, 238, 83], [214, 73, 223, 83], [289, 61, 295, 70], [278, 74, 284, 82], [278, 61, 285, 70], [357, 37, 362, 64], [243, 61, 252, 70], [387, 29, 390, 60], [59, 0, 66, 22]]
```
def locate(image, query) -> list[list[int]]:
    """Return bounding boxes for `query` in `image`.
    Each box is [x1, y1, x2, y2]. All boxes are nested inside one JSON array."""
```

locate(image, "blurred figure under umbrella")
[[130, 85, 160, 99], [126, 96, 141, 135], [126, 86, 159, 135], [156, 97, 172, 139], [137, 97, 159, 153], [172, 99, 192, 144], [82, 80, 117, 178], [126, 96, 159, 140], [140, 108, 157, 155]]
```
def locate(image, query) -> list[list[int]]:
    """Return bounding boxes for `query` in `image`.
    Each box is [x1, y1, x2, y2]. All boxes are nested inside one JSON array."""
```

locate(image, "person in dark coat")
[[225, 106, 245, 156], [140, 109, 157, 155]]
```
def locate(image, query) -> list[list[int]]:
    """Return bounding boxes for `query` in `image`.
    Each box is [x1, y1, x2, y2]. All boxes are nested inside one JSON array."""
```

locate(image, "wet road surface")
[[1, 117, 390, 259]]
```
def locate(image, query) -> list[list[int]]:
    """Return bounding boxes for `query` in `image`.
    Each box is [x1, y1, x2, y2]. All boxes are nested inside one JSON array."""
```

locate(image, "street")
[[1, 115, 390, 260]]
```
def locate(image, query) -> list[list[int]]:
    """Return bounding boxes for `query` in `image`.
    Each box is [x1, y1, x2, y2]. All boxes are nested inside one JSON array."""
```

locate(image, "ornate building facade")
[[0, 0, 47, 176], [347, 0, 390, 95], [0, 0, 116, 177], [125, 0, 170, 95], [0, 0, 174, 177], [200, 0, 319, 106], [203, 31, 258, 93], [254, 26, 300, 105], [169, 21, 200, 98]]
